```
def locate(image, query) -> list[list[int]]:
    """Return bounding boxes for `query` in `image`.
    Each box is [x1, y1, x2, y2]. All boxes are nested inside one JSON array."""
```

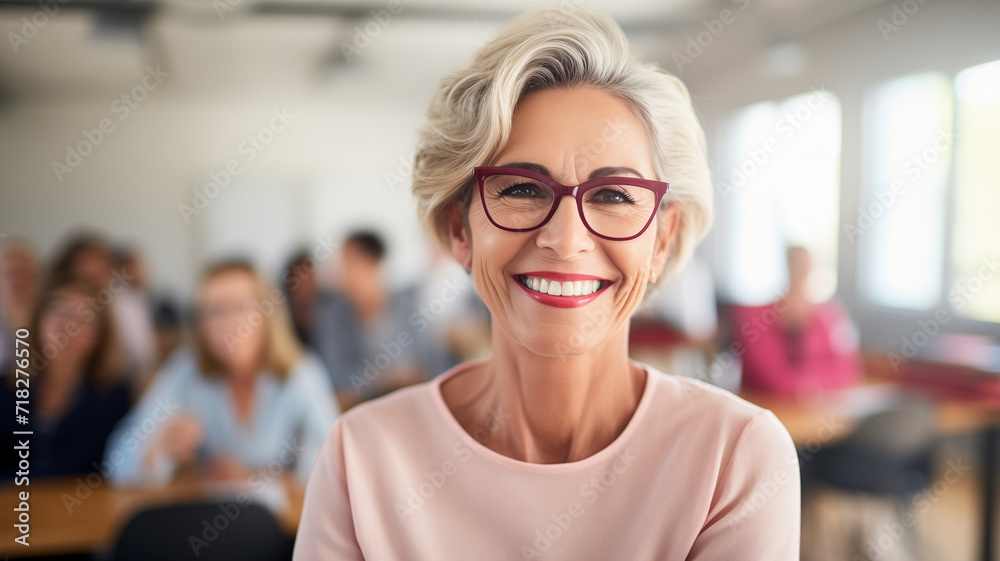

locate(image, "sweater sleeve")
[[102, 349, 193, 487], [686, 410, 801, 561], [292, 420, 366, 560]]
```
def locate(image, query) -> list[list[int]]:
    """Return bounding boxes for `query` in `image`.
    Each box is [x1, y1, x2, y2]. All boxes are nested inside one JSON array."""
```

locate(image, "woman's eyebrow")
[[497, 163, 645, 180], [497, 162, 550, 175], [588, 166, 644, 179]]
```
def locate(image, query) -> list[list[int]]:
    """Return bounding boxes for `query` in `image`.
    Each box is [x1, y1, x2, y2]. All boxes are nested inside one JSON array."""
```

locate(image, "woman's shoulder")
[[641, 363, 788, 443], [340, 378, 438, 429]]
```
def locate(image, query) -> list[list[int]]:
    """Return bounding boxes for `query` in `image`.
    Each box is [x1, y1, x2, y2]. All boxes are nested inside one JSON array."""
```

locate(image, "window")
[[952, 60, 1000, 323], [856, 61, 1000, 326], [716, 89, 842, 305], [857, 72, 954, 311]]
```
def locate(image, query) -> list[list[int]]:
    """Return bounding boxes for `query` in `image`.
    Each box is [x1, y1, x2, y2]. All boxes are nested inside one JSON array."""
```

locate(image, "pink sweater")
[[293, 361, 800, 560]]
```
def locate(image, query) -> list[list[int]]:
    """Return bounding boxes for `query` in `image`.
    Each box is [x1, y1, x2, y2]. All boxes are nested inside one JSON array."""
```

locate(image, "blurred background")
[[0, 0, 998, 559]]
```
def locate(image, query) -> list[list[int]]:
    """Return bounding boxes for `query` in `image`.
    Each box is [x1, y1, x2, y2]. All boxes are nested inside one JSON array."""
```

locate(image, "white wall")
[[0, 83, 435, 300]]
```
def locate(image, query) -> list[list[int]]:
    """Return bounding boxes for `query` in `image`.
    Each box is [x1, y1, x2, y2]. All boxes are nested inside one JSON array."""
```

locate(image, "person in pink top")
[[294, 5, 800, 560], [736, 246, 862, 398]]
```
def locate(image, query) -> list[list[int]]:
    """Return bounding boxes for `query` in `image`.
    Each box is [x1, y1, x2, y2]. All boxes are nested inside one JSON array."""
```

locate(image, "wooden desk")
[[742, 384, 1000, 447], [0, 476, 303, 558]]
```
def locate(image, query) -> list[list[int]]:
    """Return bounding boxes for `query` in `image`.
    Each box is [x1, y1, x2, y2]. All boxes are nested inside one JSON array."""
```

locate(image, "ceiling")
[[0, 0, 890, 100]]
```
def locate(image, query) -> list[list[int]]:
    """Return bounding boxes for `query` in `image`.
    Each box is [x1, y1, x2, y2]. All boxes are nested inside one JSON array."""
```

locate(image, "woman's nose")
[[534, 195, 595, 257]]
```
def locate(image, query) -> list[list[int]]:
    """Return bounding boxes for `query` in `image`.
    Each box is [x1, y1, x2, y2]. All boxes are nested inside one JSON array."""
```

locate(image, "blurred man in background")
[[312, 230, 450, 410]]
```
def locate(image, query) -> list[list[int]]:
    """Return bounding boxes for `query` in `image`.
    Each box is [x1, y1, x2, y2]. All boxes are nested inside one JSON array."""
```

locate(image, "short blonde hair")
[[412, 4, 713, 281]]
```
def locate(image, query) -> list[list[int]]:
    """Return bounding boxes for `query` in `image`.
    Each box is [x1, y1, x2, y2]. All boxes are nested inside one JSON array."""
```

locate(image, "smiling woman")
[[294, 5, 799, 560]]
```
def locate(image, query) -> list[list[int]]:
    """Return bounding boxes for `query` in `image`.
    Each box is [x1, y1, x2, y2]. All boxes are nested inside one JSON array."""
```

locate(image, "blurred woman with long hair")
[[1, 276, 132, 478], [104, 260, 339, 487]]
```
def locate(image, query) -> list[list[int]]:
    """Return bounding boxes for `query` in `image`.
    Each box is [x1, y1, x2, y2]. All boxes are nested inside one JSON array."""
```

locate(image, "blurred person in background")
[[735, 245, 862, 397], [1, 276, 131, 478], [103, 261, 338, 487], [415, 239, 492, 363], [114, 246, 182, 373], [0, 238, 40, 377], [51, 233, 157, 389], [281, 249, 321, 346], [313, 230, 451, 411]]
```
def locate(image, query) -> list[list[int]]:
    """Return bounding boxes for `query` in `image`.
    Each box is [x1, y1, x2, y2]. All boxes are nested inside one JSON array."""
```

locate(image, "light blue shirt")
[[103, 347, 339, 487]]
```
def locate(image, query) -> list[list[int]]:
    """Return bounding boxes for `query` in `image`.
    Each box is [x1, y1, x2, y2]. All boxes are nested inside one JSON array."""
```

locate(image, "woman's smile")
[[512, 271, 613, 308]]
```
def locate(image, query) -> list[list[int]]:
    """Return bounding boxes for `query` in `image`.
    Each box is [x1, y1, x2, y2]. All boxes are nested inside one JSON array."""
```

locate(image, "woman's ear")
[[446, 199, 473, 271], [650, 204, 680, 282]]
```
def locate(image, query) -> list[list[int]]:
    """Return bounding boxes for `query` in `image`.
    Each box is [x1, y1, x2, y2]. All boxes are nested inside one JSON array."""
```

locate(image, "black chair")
[[807, 394, 937, 496], [803, 394, 937, 561], [111, 500, 294, 561]]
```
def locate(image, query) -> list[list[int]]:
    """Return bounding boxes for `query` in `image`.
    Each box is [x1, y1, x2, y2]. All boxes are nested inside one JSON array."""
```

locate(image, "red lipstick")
[[512, 272, 613, 309]]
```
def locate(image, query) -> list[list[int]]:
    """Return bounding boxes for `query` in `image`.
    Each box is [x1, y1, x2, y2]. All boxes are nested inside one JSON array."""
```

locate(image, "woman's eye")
[[590, 188, 635, 204], [499, 183, 544, 197]]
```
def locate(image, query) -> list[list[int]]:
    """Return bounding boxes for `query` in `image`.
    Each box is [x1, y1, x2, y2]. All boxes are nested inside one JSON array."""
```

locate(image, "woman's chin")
[[513, 328, 611, 358]]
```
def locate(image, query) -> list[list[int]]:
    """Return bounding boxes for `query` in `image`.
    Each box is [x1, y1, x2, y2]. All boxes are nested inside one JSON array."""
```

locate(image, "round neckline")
[[430, 359, 657, 473]]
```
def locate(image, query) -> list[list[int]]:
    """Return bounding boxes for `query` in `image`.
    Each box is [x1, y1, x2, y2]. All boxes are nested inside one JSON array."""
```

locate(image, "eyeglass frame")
[[472, 166, 671, 241]]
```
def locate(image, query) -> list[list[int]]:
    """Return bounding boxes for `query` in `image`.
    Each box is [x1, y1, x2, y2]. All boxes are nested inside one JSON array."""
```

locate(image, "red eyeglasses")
[[473, 166, 670, 241]]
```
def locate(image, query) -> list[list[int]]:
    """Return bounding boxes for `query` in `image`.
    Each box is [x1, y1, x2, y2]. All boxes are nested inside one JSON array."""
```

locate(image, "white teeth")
[[520, 275, 603, 297]]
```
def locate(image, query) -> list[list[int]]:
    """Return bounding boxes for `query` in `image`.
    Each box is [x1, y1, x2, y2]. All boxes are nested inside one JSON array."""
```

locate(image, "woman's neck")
[[227, 367, 258, 424], [444, 321, 646, 464]]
